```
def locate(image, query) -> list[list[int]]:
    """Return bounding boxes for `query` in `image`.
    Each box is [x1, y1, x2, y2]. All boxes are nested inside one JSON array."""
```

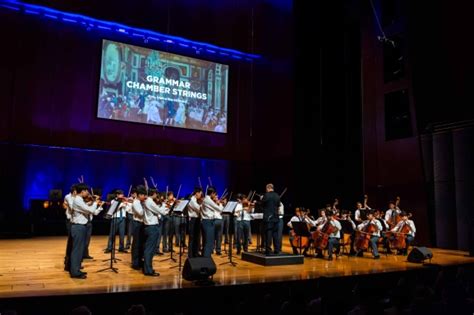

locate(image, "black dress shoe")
[[71, 274, 87, 279], [144, 272, 160, 277], [104, 249, 112, 253], [215, 252, 222, 256], [155, 251, 164, 256], [83, 255, 94, 259], [132, 265, 141, 270], [118, 249, 128, 253]]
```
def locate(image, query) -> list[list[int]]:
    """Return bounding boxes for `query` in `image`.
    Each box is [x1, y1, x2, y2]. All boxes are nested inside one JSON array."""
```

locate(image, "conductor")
[[261, 183, 281, 255]]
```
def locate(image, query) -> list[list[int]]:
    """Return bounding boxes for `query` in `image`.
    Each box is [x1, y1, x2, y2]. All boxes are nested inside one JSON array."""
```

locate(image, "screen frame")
[[95, 38, 230, 134]]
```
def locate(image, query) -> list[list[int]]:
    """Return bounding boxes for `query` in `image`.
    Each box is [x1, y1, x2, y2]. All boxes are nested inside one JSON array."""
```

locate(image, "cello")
[[290, 208, 311, 249], [354, 220, 378, 251], [312, 216, 337, 250], [387, 213, 412, 250]]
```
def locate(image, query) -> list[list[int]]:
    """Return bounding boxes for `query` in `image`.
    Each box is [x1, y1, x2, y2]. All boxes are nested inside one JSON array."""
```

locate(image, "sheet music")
[[250, 213, 263, 220], [172, 200, 189, 212], [222, 201, 238, 213], [106, 199, 119, 217]]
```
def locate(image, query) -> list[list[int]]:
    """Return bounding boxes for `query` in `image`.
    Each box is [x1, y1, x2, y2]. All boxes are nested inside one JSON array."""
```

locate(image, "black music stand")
[[291, 222, 311, 255], [169, 200, 189, 271], [98, 199, 121, 273], [220, 201, 238, 266]]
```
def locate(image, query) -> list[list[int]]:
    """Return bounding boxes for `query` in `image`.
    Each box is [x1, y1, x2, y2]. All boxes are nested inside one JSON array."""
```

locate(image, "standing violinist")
[[314, 210, 341, 260], [187, 187, 202, 258], [105, 189, 128, 254], [390, 211, 416, 255], [235, 194, 254, 254], [201, 187, 223, 257], [356, 210, 382, 259]]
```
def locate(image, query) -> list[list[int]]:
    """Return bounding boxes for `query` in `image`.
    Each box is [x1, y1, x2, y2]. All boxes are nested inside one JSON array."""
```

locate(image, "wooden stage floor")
[[1, 236, 473, 299]]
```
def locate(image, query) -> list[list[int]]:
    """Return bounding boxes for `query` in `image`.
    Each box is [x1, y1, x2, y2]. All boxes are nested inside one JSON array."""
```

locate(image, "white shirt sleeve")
[[73, 197, 102, 215], [145, 198, 169, 216], [188, 197, 201, 214], [355, 210, 361, 221], [132, 199, 144, 217]]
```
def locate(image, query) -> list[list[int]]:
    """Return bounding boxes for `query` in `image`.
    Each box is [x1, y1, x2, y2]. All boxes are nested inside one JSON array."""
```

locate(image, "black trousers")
[[265, 220, 279, 255], [64, 220, 72, 270]]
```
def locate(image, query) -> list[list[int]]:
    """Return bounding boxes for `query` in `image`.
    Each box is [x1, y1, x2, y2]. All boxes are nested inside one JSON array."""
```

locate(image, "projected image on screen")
[[97, 39, 229, 133]]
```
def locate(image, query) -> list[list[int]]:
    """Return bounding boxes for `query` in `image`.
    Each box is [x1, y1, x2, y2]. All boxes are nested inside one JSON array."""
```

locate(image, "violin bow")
[[279, 187, 288, 198], [176, 184, 182, 200], [198, 177, 203, 189], [127, 184, 132, 198], [208, 177, 213, 187], [150, 176, 157, 189]]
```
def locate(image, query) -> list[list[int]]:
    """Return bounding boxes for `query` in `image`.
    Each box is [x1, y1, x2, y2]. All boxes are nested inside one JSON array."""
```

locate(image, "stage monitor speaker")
[[407, 247, 433, 263], [182, 257, 216, 281]]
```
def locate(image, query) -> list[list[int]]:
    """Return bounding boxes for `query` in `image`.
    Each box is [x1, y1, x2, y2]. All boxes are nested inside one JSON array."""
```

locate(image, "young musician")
[[213, 194, 225, 256], [187, 187, 202, 258], [354, 199, 371, 224], [384, 201, 402, 227], [105, 189, 128, 253], [287, 207, 315, 255], [390, 211, 416, 255], [125, 189, 137, 250], [142, 188, 169, 276], [64, 184, 78, 272], [70, 184, 103, 279], [314, 210, 342, 260], [168, 191, 184, 249], [131, 186, 146, 270], [338, 210, 357, 255], [261, 184, 281, 255], [235, 194, 254, 254], [201, 187, 223, 257], [356, 210, 382, 259], [374, 210, 391, 254]]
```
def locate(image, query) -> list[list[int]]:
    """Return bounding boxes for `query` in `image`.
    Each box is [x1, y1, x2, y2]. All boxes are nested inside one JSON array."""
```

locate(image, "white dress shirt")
[[64, 193, 74, 221], [384, 209, 401, 222], [235, 203, 253, 221], [125, 201, 133, 215], [287, 215, 316, 228], [109, 199, 127, 219], [143, 197, 169, 225], [201, 195, 223, 220], [71, 196, 102, 225], [391, 219, 416, 237], [327, 219, 342, 238], [278, 202, 284, 219], [132, 199, 144, 223], [187, 196, 201, 218], [357, 219, 382, 237]]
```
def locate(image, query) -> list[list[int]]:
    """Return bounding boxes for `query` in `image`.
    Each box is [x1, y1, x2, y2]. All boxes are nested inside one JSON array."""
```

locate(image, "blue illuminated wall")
[[6, 143, 229, 211]]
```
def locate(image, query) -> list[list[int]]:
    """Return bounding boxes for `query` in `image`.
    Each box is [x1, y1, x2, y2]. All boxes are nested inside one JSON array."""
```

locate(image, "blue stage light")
[[0, 0, 261, 61]]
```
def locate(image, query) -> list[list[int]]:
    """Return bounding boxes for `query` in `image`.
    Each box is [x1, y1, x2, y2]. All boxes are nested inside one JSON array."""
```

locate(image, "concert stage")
[[1, 236, 474, 313]]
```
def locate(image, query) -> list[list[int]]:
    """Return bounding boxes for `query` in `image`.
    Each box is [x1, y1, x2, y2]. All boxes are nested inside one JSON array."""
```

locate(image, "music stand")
[[220, 201, 238, 256], [291, 222, 311, 255], [250, 213, 264, 253], [220, 201, 238, 266], [97, 199, 121, 273], [169, 200, 189, 271]]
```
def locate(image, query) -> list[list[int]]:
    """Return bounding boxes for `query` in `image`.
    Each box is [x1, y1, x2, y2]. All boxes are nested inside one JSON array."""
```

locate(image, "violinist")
[[64, 184, 78, 272], [390, 211, 416, 255], [201, 187, 224, 257], [168, 191, 185, 250], [125, 189, 137, 250], [131, 186, 146, 270], [69, 184, 104, 279], [356, 210, 382, 259], [105, 189, 129, 254], [235, 194, 254, 254], [187, 187, 203, 258], [287, 207, 315, 255], [157, 192, 172, 254], [314, 210, 341, 260], [142, 188, 169, 276]]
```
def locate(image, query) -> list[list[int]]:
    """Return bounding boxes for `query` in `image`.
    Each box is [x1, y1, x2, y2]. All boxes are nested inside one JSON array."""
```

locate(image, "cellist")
[[390, 211, 416, 255], [287, 207, 315, 255], [384, 200, 402, 228], [314, 210, 341, 261], [356, 210, 382, 259]]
